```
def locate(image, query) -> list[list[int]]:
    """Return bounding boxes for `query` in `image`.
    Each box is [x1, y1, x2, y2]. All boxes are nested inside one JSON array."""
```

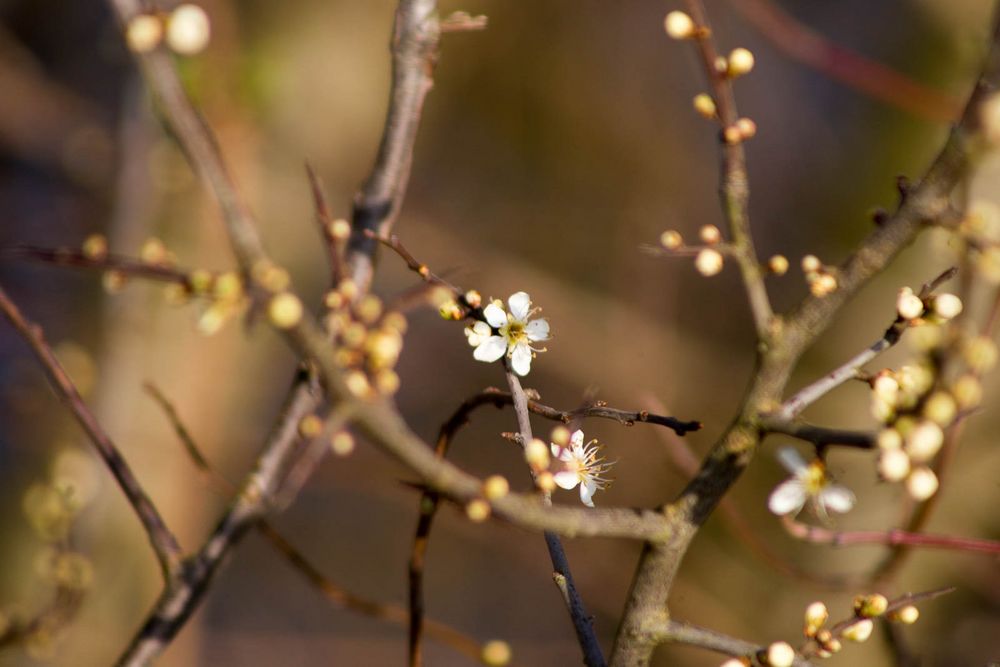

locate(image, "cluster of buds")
[[955, 200, 1000, 282], [322, 278, 408, 399], [658, 226, 728, 277], [11, 453, 100, 658], [437, 288, 483, 321], [801, 255, 837, 297], [872, 286, 990, 500], [125, 4, 211, 55]]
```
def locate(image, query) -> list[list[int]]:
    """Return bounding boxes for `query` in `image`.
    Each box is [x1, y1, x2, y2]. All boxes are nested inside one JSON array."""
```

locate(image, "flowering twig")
[[612, 9, 1000, 664], [730, 0, 961, 121], [143, 383, 488, 664], [781, 516, 1000, 555], [0, 286, 183, 581], [346, 0, 441, 291], [505, 367, 606, 667], [679, 0, 774, 339]]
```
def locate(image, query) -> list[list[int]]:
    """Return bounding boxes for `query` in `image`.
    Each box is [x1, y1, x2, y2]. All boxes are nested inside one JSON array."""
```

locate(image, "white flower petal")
[[553, 470, 580, 490], [776, 447, 808, 475], [526, 318, 549, 341], [483, 302, 508, 328], [472, 321, 491, 336], [819, 485, 856, 514], [473, 337, 507, 363], [570, 430, 584, 448], [508, 291, 531, 321], [579, 479, 597, 507], [768, 479, 807, 515], [511, 343, 532, 376]]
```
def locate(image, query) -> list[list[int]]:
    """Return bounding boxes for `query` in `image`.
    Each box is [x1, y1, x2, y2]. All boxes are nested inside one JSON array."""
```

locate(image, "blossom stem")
[[505, 366, 606, 667]]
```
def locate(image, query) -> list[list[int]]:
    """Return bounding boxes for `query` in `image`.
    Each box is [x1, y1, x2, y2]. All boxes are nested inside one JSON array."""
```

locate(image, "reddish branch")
[[782, 517, 1000, 555], [731, 0, 962, 121]]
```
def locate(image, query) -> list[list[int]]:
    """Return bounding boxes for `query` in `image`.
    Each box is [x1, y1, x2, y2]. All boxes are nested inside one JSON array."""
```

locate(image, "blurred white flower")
[[551, 429, 612, 507], [767, 448, 855, 520], [465, 292, 549, 376]]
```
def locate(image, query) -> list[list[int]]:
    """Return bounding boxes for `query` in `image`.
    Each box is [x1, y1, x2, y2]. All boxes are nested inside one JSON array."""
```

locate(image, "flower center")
[[502, 320, 526, 344]]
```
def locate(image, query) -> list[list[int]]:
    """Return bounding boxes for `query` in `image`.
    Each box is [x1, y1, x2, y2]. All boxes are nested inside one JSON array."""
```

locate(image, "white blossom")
[[465, 292, 549, 376], [767, 448, 855, 520], [550, 430, 613, 507]]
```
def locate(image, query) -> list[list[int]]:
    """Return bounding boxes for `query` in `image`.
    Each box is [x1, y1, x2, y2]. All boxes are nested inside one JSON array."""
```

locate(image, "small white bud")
[[765, 641, 795, 667], [842, 618, 874, 643], [727, 48, 755, 77], [877, 449, 911, 482], [695, 248, 724, 276], [166, 4, 211, 55], [931, 293, 962, 319], [896, 287, 924, 320], [664, 11, 696, 39], [699, 225, 722, 244], [906, 466, 939, 501], [905, 421, 944, 462]]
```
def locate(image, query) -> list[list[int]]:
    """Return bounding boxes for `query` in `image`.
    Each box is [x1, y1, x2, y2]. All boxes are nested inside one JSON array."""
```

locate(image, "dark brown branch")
[[346, 0, 441, 291], [0, 285, 182, 580], [1, 245, 192, 287], [366, 231, 461, 294], [306, 163, 346, 287], [763, 421, 875, 449], [782, 516, 1000, 555]]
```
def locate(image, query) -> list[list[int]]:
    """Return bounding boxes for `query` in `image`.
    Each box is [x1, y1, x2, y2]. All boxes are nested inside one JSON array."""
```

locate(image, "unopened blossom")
[[767, 448, 855, 520], [551, 430, 613, 507], [465, 292, 549, 376]]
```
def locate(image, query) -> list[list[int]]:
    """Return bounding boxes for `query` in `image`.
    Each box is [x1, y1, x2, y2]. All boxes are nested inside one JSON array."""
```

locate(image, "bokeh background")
[[0, 0, 998, 665]]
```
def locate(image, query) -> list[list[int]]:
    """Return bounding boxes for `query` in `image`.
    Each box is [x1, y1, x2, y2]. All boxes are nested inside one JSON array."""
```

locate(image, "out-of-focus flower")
[[767, 448, 855, 519]]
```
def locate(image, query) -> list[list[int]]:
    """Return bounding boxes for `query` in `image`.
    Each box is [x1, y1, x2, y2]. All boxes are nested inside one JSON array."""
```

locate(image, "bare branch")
[[0, 286, 182, 580], [781, 516, 1000, 555]]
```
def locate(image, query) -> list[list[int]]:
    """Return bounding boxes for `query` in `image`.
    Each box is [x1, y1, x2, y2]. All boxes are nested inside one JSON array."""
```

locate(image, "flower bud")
[[268, 293, 303, 329], [727, 48, 755, 77], [767, 255, 789, 275], [876, 428, 902, 450], [126, 14, 164, 53], [923, 391, 957, 426], [465, 499, 491, 522], [481, 639, 512, 666], [483, 475, 510, 500], [330, 431, 355, 456], [82, 234, 108, 260], [735, 117, 757, 139], [660, 230, 683, 250], [906, 466, 939, 501], [693, 94, 717, 118], [765, 641, 795, 667], [842, 618, 874, 642], [664, 11, 696, 39], [524, 438, 550, 471], [329, 219, 351, 241], [877, 449, 911, 482], [298, 415, 323, 439], [695, 248, 724, 276], [804, 601, 828, 636], [890, 605, 920, 624], [855, 593, 889, 618], [166, 4, 211, 55], [699, 225, 721, 244], [931, 293, 962, 319], [905, 420, 944, 462], [801, 254, 821, 274], [896, 287, 924, 320], [550, 425, 571, 447]]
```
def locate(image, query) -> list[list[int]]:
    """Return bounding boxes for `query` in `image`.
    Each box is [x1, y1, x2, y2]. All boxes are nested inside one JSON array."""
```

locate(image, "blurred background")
[[0, 0, 998, 665]]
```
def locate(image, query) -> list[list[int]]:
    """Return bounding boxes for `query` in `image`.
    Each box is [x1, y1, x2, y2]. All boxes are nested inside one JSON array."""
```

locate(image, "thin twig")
[[505, 367, 606, 667], [365, 231, 461, 294], [143, 382, 489, 664], [1, 245, 193, 287], [306, 163, 346, 287], [781, 516, 1000, 555], [763, 420, 875, 450], [681, 0, 774, 339], [0, 286, 182, 580], [651, 620, 814, 666]]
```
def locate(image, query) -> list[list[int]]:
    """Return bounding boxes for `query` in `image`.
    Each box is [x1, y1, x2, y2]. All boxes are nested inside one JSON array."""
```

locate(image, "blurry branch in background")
[[0, 287, 183, 581], [1, 245, 193, 289], [781, 516, 1000, 555], [730, 0, 963, 121], [142, 383, 489, 665]]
